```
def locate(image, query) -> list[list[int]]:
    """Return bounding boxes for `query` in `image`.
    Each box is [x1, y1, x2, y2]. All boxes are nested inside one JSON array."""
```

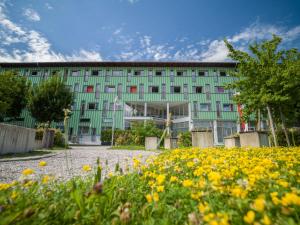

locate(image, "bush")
[[177, 131, 192, 147], [277, 127, 300, 146], [34, 128, 65, 147]]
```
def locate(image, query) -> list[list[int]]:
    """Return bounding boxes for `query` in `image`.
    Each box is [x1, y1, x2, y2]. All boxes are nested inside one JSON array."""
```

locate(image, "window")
[[127, 69, 132, 82], [155, 70, 164, 76], [177, 71, 186, 76], [139, 84, 144, 99], [205, 84, 211, 101], [105, 70, 110, 82], [183, 84, 188, 100], [95, 83, 100, 99], [72, 70, 80, 76], [102, 100, 108, 118], [84, 70, 89, 82], [223, 104, 233, 112], [193, 101, 198, 117], [74, 83, 79, 92], [149, 86, 159, 93], [171, 86, 181, 93], [220, 71, 227, 76], [170, 70, 174, 82], [31, 71, 38, 76], [80, 101, 85, 116], [198, 70, 208, 76], [83, 85, 94, 93], [105, 85, 115, 93], [92, 70, 99, 76], [127, 86, 137, 93], [216, 101, 222, 118], [193, 86, 203, 93], [161, 83, 166, 100], [88, 103, 98, 110], [134, 70, 143, 76], [117, 83, 122, 99], [192, 70, 196, 82], [216, 86, 225, 93], [112, 70, 123, 76], [199, 103, 211, 112]]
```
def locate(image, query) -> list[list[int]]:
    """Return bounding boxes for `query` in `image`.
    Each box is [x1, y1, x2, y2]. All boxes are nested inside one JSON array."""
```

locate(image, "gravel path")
[[0, 146, 159, 183]]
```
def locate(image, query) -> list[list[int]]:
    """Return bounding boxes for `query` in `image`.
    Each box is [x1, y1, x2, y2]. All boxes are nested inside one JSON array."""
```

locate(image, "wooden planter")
[[192, 130, 214, 148], [239, 131, 269, 147], [145, 137, 159, 150], [224, 136, 240, 148]]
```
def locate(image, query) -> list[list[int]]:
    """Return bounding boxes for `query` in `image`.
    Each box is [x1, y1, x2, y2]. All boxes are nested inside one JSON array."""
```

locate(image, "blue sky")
[[0, 0, 300, 62]]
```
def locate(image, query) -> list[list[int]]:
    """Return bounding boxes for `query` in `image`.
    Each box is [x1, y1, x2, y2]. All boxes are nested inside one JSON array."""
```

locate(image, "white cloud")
[[45, 3, 53, 10], [23, 8, 40, 22], [127, 0, 139, 4], [0, 2, 102, 62]]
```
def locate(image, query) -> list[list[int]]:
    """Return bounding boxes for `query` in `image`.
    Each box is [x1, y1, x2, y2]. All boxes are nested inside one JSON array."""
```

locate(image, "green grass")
[[0, 150, 53, 159], [110, 145, 146, 150]]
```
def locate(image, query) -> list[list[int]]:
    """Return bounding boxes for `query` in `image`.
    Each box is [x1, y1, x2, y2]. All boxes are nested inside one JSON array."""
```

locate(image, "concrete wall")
[[145, 137, 158, 150], [0, 123, 37, 155], [192, 131, 214, 148], [224, 137, 240, 148], [164, 138, 178, 150], [240, 131, 269, 147]]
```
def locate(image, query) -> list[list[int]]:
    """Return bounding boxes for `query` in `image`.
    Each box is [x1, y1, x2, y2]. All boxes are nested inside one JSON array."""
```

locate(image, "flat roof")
[[0, 61, 237, 68]]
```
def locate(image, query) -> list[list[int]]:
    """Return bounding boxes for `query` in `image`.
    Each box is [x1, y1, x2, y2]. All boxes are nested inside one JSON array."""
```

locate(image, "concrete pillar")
[[144, 102, 147, 117], [213, 120, 218, 145], [192, 131, 214, 148]]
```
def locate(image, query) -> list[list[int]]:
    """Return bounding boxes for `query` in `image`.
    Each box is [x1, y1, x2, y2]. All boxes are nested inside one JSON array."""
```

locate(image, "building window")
[[74, 83, 79, 92], [155, 70, 164, 76], [162, 83, 166, 100], [193, 101, 198, 117], [80, 101, 86, 116], [92, 70, 99, 76], [105, 85, 115, 93], [139, 84, 144, 99], [183, 84, 188, 100], [171, 86, 181, 93], [95, 83, 100, 99], [117, 83, 122, 99], [149, 86, 159, 93], [84, 70, 89, 82], [192, 70, 196, 82], [148, 70, 153, 82], [216, 101, 221, 118], [177, 70, 186, 76], [105, 70, 110, 82], [88, 103, 98, 110], [112, 70, 123, 76], [71, 70, 80, 76], [198, 70, 208, 76], [31, 71, 38, 76], [127, 69, 132, 82], [83, 85, 94, 93], [134, 70, 143, 76], [223, 104, 233, 112], [216, 86, 225, 93], [102, 100, 108, 118], [193, 86, 203, 93], [199, 103, 211, 112], [220, 71, 227, 76], [170, 70, 174, 82], [127, 86, 137, 93]]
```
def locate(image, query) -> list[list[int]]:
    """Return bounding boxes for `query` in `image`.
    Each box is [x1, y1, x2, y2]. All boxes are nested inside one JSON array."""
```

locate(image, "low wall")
[[0, 123, 37, 155], [192, 131, 214, 148], [240, 131, 269, 147], [145, 137, 158, 150]]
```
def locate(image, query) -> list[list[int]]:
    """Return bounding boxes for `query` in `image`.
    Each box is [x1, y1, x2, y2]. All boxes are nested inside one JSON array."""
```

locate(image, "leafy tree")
[[28, 75, 73, 125], [224, 35, 300, 146], [0, 70, 30, 121]]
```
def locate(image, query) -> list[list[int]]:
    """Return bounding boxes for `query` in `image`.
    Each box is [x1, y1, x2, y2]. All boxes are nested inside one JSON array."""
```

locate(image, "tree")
[[28, 75, 73, 124], [224, 35, 300, 146], [0, 70, 30, 121]]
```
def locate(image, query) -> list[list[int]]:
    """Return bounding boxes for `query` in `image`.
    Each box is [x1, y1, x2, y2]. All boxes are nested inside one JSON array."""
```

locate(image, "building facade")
[[0, 62, 251, 145]]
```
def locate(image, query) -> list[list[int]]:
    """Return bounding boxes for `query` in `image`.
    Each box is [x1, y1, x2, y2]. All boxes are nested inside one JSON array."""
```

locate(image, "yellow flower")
[[42, 175, 51, 184], [146, 194, 152, 203], [39, 161, 47, 167], [253, 197, 265, 212], [281, 192, 300, 206], [153, 192, 159, 202], [10, 190, 18, 200], [244, 210, 255, 224], [82, 165, 91, 172], [170, 176, 178, 182], [133, 158, 141, 169], [208, 171, 221, 185], [0, 183, 11, 191], [187, 161, 195, 168], [182, 179, 193, 187], [261, 214, 271, 225], [22, 168, 34, 176], [156, 174, 165, 185], [198, 202, 210, 213], [156, 185, 164, 192]]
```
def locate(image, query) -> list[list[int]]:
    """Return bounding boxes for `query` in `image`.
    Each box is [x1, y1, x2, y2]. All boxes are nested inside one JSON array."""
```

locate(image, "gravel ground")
[[0, 146, 159, 183]]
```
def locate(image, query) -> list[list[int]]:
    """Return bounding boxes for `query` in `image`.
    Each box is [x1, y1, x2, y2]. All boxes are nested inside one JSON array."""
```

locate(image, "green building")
[[0, 61, 257, 145]]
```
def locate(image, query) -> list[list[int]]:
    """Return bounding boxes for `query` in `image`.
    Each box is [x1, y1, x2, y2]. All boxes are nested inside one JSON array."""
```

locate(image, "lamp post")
[[111, 96, 120, 147]]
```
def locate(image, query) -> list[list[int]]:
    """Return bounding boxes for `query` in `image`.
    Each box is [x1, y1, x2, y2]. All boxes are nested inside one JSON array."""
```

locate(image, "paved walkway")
[[0, 146, 158, 183]]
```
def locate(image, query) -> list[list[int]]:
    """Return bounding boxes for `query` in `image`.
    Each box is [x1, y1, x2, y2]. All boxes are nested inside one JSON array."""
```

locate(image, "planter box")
[[192, 130, 214, 148], [164, 137, 178, 150], [145, 137, 159, 150], [240, 131, 269, 147], [224, 136, 240, 148]]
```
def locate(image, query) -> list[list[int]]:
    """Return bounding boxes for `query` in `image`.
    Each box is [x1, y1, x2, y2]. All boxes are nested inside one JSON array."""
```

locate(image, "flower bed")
[[1, 147, 300, 224]]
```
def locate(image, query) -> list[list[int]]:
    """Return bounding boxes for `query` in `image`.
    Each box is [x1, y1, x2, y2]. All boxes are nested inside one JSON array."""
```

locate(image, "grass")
[[1, 146, 300, 224], [0, 150, 53, 159], [110, 145, 146, 150]]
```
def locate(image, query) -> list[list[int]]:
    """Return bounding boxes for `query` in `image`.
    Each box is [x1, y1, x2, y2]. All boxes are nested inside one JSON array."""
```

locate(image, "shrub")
[[34, 128, 65, 147], [277, 127, 300, 146], [131, 121, 163, 145], [177, 131, 192, 147]]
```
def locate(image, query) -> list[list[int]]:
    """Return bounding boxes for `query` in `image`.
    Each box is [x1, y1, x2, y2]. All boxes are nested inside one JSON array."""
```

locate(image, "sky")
[[0, 0, 300, 62]]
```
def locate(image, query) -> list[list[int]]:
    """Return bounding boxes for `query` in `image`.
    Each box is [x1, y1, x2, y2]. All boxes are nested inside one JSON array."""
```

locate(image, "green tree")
[[28, 75, 73, 125], [224, 35, 300, 146], [0, 70, 30, 121]]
